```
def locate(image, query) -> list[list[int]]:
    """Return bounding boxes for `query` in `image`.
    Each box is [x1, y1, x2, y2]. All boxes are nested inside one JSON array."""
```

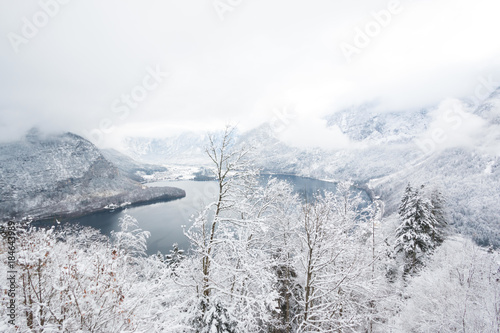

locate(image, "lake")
[[54, 175, 370, 255]]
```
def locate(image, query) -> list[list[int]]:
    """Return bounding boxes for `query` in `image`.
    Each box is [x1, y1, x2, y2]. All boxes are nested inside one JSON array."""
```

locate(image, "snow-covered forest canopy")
[[1, 127, 499, 332]]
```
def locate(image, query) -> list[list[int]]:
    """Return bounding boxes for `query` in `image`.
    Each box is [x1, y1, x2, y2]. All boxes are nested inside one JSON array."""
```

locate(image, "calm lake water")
[[51, 175, 369, 255]]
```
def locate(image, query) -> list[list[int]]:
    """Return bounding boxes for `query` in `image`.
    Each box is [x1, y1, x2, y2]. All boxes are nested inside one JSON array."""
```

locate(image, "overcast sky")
[[1, 0, 499, 148]]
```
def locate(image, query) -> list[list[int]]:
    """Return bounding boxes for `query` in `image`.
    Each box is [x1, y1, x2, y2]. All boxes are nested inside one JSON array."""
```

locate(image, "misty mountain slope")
[[0, 130, 185, 221], [238, 123, 419, 182], [372, 90, 500, 246], [372, 147, 500, 246], [474, 86, 500, 124], [325, 104, 431, 144], [101, 148, 168, 182], [123, 132, 208, 165]]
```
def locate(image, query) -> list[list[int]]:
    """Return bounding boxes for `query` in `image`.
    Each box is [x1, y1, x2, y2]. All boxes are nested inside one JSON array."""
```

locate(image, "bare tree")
[[185, 125, 249, 315], [297, 186, 373, 332]]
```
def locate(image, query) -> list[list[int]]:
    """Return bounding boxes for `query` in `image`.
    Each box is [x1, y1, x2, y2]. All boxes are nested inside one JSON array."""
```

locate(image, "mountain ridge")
[[0, 131, 185, 221]]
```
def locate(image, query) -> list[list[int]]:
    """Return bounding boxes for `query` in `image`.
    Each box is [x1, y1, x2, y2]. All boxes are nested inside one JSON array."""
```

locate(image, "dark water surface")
[[45, 175, 369, 255]]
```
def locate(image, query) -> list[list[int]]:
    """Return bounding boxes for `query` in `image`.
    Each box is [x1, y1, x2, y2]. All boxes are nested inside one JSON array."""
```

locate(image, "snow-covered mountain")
[[0, 130, 185, 221], [100, 148, 168, 182], [123, 132, 209, 165], [118, 87, 500, 247], [325, 104, 430, 144]]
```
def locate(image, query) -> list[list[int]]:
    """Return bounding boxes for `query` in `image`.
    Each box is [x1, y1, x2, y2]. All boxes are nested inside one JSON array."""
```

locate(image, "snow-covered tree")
[[396, 236, 500, 332], [201, 302, 237, 333], [296, 186, 374, 332], [249, 178, 303, 332], [165, 243, 185, 269], [184, 126, 247, 310], [200, 125, 248, 306], [395, 184, 437, 276], [0, 217, 168, 332], [111, 214, 150, 259], [183, 126, 281, 331]]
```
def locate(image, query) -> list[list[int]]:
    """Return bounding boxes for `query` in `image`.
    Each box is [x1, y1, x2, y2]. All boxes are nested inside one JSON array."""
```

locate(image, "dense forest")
[[1, 128, 499, 332]]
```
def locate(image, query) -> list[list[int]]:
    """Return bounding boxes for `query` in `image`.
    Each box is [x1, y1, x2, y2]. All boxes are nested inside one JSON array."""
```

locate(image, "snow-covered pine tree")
[[395, 184, 437, 276], [202, 302, 237, 333], [165, 242, 185, 269]]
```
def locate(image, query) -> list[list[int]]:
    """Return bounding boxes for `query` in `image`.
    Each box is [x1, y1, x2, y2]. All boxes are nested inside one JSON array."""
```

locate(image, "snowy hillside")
[[0, 130, 185, 221]]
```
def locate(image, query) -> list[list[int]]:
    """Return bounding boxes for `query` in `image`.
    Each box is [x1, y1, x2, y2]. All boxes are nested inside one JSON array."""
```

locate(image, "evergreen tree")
[[395, 184, 437, 276], [201, 302, 237, 333], [165, 242, 185, 269]]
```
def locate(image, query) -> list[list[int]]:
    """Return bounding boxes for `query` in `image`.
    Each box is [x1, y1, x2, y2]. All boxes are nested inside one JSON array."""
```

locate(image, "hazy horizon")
[[1, 0, 499, 149]]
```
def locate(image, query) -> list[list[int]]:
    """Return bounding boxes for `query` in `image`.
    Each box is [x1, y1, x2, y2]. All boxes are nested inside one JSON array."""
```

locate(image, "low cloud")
[[413, 99, 489, 155], [0, 0, 499, 145], [277, 117, 351, 151]]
